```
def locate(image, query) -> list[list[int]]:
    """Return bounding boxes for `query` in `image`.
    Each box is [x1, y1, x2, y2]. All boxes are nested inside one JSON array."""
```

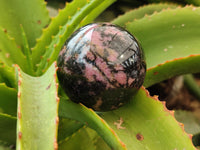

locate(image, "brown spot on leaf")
[[4, 29, 7, 33], [46, 84, 51, 90], [153, 71, 158, 75], [136, 133, 144, 141], [47, 58, 50, 62], [37, 20, 41, 24]]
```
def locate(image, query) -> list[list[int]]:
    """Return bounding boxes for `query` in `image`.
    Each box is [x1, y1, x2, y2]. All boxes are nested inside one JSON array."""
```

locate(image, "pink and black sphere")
[[57, 23, 146, 111]]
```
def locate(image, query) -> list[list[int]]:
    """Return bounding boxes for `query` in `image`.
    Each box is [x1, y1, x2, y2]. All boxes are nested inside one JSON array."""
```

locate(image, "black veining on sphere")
[[57, 23, 146, 111]]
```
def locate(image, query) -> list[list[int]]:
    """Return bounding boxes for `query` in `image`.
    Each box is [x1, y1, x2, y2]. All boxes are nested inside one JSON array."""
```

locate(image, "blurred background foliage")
[[45, 0, 200, 21]]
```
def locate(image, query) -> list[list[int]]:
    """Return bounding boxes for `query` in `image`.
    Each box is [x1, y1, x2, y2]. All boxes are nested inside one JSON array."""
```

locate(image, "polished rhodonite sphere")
[[57, 23, 146, 111]]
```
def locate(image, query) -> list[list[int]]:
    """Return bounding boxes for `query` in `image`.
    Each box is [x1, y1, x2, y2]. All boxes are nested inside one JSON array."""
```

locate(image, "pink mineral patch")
[[86, 51, 95, 61], [107, 50, 119, 62], [91, 27, 120, 57], [95, 56, 114, 82], [114, 71, 127, 85], [114, 64, 124, 70], [128, 77, 135, 86], [84, 63, 106, 83]]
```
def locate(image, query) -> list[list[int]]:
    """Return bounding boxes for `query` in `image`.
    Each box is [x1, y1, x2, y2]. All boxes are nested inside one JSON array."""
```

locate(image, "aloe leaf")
[[32, 0, 116, 75], [123, 6, 200, 87], [0, 61, 16, 88], [0, 113, 16, 144], [0, 84, 17, 116], [184, 74, 200, 101], [16, 62, 59, 150], [184, 0, 200, 6], [112, 3, 177, 27], [0, 145, 13, 150], [0, 27, 27, 71], [58, 118, 84, 142], [59, 97, 126, 150], [192, 133, 200, 147], [100, 87, 195, 150], [0, 0, 50, 48], [145, 55, 200, 87], [175, 110, 200, 135], [58, 119, 111, 149], [94, 136, 111, 150], [20, 25, 34, 75], [58, 127, 97, 150], [78, 0, 116, 27], [59, 87, 195, 149]]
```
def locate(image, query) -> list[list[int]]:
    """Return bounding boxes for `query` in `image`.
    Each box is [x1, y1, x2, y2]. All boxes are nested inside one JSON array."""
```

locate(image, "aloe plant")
[[0, 0, 200, 149]]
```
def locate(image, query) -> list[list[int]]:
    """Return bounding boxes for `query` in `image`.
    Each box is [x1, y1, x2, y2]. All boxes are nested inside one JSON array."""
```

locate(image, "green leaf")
[[59, 87, 195, 149], [0, 61, 16, 88], [184, 74, 200, 101], [58, 118, 84, 142], [58, 127, 97, 150], [0, 0, 50, 48], [184, 0, 200, 6], [20, 25, 34, 75], [175, 110, 200, 135], [78, 0, 117, 27], [123, 6, 200, 87], [58, 119, 111, 150], [93, 136, 111, 150], [145, 55, 200, 87], [0, 27, 27, 71], [0, 113, 16, 145], [100, 88, 195, 150], [16, 62, 59, 150], [59, 97, 126, 150], [0, 144, 13, 150], [32, 0, 116, 75], [0, 84, 17, 116], [112, 3, 177, 27]]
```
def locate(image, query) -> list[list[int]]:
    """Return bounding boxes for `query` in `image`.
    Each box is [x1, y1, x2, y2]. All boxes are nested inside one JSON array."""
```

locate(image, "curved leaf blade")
[[59, 97, 126, 150], [58, 118, 84, 142], [0, 0, 50, 48], [112, 3, 177, 27], [33, 0, 116, 75], [101, 87, 195, 150], [58, 127, 97, 150], [124, 6, 200, 86], [144, 55, 200, 87], [0, 83, 17, 116], [0, 27, 27, 71], [0, 113, 16, 145], [0, 61, 16, 88], [16, 62, 59, 150]]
